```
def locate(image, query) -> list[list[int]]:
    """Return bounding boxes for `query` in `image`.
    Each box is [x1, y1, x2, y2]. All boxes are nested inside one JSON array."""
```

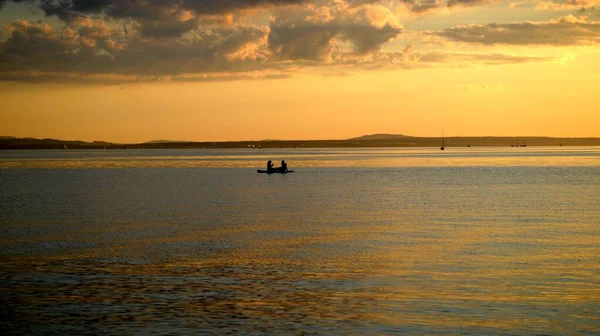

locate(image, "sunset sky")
[[0, 0, 599, 142]]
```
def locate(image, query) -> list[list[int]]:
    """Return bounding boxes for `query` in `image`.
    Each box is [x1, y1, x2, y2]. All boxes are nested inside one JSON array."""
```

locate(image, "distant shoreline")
[[1, 136, 599, 150]]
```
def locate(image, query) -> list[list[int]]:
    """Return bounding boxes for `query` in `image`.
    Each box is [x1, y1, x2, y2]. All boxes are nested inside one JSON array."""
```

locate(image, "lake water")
[[1, 147, 599, 334]]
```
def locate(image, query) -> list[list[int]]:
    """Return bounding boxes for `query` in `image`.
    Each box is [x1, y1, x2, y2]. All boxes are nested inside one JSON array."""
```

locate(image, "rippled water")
[[1, 148, 599, 334], [1, 147, 599, 168]]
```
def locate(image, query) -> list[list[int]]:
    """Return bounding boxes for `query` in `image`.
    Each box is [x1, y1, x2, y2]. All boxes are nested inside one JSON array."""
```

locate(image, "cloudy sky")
[[0, 0, 598, 142]]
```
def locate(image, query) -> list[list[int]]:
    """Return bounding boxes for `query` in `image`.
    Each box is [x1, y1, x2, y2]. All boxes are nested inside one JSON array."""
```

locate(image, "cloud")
[[0, 20, 119, 74], [0, 0, 310, 38], [0, 0, 512, 22], [418, 51, 554, 64], [387, 0, 500, 15], [0, 1, 562, 83], [301, 48, 553, 71], [446, 0, 499, 8], [268, 1, 403, 61], [359, 50, 553, 68], [0, 71, 136, 84], [3, 0, 309, 17], [170, 71, 293, 82], [0, 20, 271, 77], [343, 0, 501, 15], [578, 5, 600, 18], [513, 0, 600, 10], [435, 15, 600, 45], [0, 18, 555, 83], [0, 69, 293, 83], [181, 0, 309, 15]]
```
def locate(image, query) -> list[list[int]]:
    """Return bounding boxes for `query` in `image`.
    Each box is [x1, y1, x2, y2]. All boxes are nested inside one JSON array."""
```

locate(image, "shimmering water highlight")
[[1, 148, 599, 334]]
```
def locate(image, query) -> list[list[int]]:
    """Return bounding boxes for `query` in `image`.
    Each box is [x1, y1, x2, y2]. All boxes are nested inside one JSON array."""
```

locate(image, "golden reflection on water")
[[1, 147, 599, 168], [3, 236, 598, 334], [3, 215, 598, 333], [1, 150, 599, 334]]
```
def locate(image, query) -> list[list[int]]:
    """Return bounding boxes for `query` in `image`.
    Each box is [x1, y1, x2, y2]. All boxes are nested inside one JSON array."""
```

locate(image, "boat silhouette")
[[257, 169, 294, 174], [440, 130, 445, 150]]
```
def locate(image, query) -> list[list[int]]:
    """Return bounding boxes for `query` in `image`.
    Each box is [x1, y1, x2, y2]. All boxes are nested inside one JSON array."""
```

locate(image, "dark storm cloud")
[[0, 0, 113, 23], [36, 0, 114, 15], [0, 0, 36, 11], [435, 15, 600, 45], [70, 0, 113, 12]]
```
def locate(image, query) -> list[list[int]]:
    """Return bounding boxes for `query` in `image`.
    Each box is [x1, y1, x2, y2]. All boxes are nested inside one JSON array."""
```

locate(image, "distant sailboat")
[[64, 144, 69, 150], [440, 130, 445, 150]]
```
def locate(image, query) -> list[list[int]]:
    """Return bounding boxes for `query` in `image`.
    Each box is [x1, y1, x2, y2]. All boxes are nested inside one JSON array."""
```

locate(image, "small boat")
[[440, 130, 445, 150], [257, 170, 294, 174]]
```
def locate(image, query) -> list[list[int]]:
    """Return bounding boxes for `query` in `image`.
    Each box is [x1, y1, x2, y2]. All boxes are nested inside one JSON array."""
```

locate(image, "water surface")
[[1, 148, 599, 334]]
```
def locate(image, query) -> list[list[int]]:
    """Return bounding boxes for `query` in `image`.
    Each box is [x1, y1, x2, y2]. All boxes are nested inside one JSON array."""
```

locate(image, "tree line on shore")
[[1, 135, 599, 150]]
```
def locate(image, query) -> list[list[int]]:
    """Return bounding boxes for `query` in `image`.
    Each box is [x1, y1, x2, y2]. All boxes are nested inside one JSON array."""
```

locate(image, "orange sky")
[[0, 1, 599, 142]]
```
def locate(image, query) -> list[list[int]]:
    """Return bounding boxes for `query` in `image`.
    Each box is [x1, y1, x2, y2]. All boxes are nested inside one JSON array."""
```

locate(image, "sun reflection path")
[[1, 147, 598, 168]]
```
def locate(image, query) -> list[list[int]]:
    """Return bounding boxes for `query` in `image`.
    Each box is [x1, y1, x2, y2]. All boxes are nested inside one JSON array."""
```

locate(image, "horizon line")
[[3, 134, 600, 145]]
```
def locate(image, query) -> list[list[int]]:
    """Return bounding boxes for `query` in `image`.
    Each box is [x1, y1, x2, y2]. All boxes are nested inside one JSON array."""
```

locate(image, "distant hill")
[[1, 135, 599, 149], [0, 137, 120, 149], [349, 134, 412, 140], [145, 140, 189, 144]]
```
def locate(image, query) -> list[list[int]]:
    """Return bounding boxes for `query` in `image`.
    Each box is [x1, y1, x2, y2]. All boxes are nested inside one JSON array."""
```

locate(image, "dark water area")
[[1, 148, 599, 334]]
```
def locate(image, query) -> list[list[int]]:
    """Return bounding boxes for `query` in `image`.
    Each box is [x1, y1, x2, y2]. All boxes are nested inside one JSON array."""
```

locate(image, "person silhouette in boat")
[[267, 160, 274, 173], [280, 160, 288, 173]]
